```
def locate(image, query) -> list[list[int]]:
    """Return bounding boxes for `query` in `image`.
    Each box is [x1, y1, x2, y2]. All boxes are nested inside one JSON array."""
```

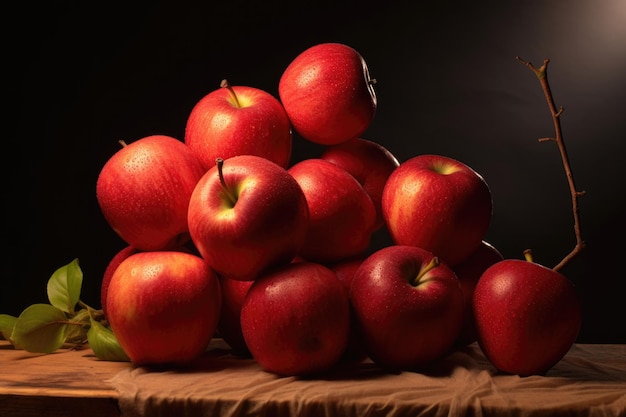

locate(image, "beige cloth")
[[108, 341, 626, 417]]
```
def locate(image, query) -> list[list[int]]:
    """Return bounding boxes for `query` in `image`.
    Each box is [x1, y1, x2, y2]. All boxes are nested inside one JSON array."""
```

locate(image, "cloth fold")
[[107, 341, 626, 417]]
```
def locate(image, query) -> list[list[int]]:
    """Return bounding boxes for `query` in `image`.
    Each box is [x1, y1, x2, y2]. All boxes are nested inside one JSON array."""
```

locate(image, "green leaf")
[[0, 314, 17, 341], [87, 317, 130, 362], [12, 304, 69, 353], [47, 258, 83, 314]]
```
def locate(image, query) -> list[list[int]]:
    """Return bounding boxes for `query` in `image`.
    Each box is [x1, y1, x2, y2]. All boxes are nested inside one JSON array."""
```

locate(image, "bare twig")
[[515, 56, 586, 271]]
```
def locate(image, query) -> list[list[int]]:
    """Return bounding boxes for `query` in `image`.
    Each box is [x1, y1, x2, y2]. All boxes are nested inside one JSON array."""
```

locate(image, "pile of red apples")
[[96, 43, 582, 377]]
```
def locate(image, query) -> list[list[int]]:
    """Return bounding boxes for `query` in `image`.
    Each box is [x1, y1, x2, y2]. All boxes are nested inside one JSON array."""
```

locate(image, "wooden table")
[[0, 341, 127, 417], [1, 339, 625, 417]]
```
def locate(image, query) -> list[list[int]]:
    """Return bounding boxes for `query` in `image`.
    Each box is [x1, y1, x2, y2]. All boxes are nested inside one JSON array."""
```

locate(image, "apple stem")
[[118, 140, 128, 148], [412, 256, 440, 286], [523, 249, 534, 263], [216, 157, 237, 206], [220, 79, 242, 108], [516, 57, 586, 271]]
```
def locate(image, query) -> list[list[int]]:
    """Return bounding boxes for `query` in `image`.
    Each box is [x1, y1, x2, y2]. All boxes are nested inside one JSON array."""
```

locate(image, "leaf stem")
[[515, 56, 586, 271], [78, 300, 93, 311]]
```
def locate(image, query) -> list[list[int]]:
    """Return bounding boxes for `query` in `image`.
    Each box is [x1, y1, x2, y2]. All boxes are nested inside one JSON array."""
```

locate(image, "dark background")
[[4, 1, 625, 343]]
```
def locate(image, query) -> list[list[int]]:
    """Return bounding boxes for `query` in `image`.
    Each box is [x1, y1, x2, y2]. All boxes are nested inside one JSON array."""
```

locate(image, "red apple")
[[452, 240, 503, 346], [473, 254, 582, 376], [100, 244, 195, 319], [217, 276, 253, 356], [320, 137, 400, 230], [184, 79, 292, 171], [327, 256, 368, 362], [382, 154, 492, 267], [96, 135, 206, 251], [240, 261, 350, 376], [278, 43, 377, 145], [349, 245, 465, 370], [105, 251, 222, 366], [188, 155, 309, 281], [287, 158, 377, 263]]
